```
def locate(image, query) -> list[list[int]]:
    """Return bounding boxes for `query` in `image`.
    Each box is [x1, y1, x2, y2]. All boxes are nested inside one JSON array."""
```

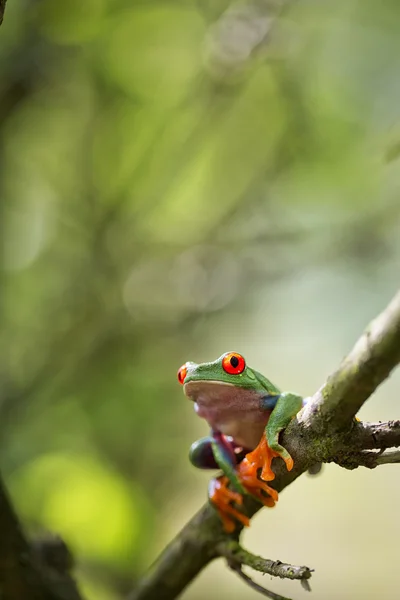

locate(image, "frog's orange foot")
[[209, 476, 250, 533], [237, 436, 278, 503], [238, 457, 279, 504], [237, 433, 295, 506], [242, 435, 279, 481], [240, 477, 277, 507], [247, 434, 294, 479]]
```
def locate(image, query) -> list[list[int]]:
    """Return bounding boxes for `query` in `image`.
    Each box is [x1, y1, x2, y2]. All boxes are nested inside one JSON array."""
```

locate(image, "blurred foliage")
[[0, 0, 400, 599]]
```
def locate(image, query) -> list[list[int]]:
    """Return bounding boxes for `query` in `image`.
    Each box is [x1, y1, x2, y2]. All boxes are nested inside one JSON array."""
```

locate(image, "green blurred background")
[[1, 0, 400, 598]]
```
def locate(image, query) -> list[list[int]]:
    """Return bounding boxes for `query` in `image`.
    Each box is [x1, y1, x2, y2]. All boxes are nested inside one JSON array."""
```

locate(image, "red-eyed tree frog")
[[177, 352, 307, 533]]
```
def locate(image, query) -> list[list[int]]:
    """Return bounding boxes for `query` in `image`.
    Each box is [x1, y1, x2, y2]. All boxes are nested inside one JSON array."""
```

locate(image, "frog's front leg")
[[262, 392, 303, 480], [239, 392, 304, 493]]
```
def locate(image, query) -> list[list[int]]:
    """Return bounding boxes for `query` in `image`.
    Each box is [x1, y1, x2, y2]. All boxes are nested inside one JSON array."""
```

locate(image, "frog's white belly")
[[186, 380, 269, 450], [218, 419, 266, 449]]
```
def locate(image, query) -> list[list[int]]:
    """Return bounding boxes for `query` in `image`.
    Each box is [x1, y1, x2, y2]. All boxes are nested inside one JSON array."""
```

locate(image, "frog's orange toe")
[[262, 495, 276, 508], [260, 454, 278, 482], [284, 455, 294, 471], [241, 478, 278, 506], [219, 513, 236, 533], [209, 476, 249, 532], [239, 465, 279, 504]]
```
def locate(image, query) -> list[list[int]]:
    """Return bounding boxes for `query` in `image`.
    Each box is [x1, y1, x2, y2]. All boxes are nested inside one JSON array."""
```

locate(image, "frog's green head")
[[177, 352, 278, 393], [178, 352, 281, 448]]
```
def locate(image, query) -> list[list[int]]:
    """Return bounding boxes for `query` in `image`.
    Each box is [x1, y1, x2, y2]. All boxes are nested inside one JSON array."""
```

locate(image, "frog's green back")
[[252, 369, 281, 395]]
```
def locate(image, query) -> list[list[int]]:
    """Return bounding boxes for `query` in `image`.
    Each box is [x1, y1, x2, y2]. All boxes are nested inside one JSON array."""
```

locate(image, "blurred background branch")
[[0, 476, 47, 600], [0, 476, 85, 600], [0, 0, 7, 26]]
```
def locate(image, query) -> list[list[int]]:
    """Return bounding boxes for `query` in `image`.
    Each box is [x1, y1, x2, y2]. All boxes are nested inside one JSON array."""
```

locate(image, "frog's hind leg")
[[189, 436, 219, 470], [209, 476, 250, 533]]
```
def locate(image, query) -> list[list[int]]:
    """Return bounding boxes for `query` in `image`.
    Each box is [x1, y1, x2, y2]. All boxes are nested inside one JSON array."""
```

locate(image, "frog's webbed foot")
[[237, 435, 279, 505], [237, 431, 295, 506], [209, 476, 250, 533]]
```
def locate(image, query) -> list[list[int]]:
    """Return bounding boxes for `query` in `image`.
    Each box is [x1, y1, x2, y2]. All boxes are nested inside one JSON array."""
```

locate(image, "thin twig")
[[230, 564, 292, 600], [219, 540, 312, 600], [217, 541, 313, 582], [376, 449, 400, 465]]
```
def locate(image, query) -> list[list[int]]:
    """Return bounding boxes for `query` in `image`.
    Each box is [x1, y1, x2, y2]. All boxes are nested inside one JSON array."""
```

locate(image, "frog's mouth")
[[183, 380, 235, 410], [183, 379, 261, 417]]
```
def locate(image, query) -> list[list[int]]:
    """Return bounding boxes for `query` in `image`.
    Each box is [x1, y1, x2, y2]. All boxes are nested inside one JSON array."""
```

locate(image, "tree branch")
[[299, 289, 400, 432], [324, 419, 400, 470], [352, 420, 400, 450], [130, 289, 400, 600]]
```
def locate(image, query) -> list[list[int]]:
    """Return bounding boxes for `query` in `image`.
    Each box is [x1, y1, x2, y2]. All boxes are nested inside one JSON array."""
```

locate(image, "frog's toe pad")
[[239, 467, 279, 504]]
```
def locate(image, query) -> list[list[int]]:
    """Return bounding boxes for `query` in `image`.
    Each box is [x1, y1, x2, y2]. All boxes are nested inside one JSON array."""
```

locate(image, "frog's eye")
[[177, 364, 188, 384], [222, 352, 246, 375]]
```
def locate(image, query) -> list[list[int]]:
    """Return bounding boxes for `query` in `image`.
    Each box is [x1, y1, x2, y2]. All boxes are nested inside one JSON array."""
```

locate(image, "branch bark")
[[130, 289, 400, 600]]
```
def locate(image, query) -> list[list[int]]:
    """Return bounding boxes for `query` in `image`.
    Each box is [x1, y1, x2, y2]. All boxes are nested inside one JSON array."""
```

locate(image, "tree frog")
[[177, 352, 305, 532]]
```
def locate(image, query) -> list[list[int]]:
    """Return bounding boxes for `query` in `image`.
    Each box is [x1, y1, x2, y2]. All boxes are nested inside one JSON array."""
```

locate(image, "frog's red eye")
[[222, 352, 246, 375], [177, 364, 188, 384]]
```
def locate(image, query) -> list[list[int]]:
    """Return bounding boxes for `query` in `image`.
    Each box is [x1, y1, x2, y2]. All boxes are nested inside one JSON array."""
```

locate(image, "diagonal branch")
[[130, 288, 400, 600], [299, 289, 400, 433]]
